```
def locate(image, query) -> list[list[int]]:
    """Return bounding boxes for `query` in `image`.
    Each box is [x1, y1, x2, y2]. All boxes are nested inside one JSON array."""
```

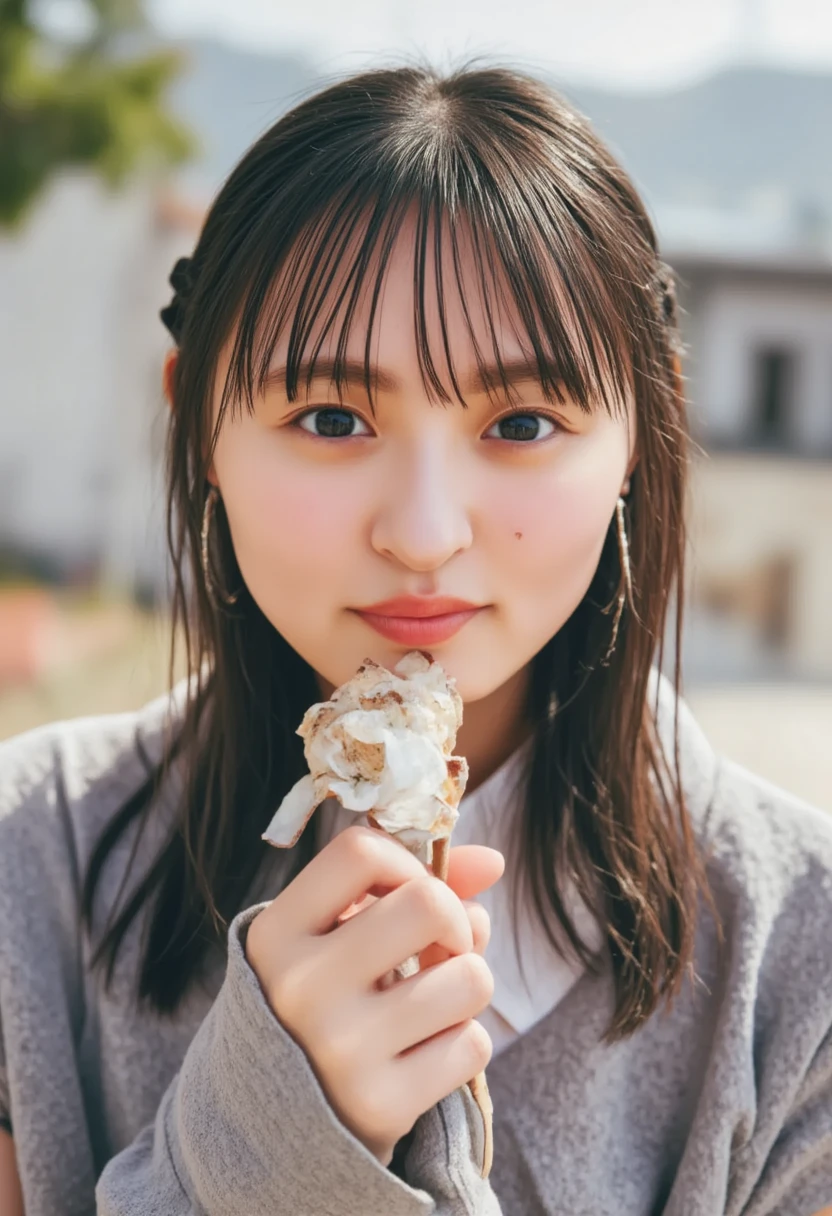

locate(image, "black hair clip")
[[160, 255, 195, 344]]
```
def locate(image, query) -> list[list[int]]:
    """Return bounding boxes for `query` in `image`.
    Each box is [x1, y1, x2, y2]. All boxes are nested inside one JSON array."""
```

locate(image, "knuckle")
[[337, 824, 384, 870], [336, 825, 423, 889], [456, 952, 495, 1007], [410, 875, 447, 917], [409, 877, 468, 942]]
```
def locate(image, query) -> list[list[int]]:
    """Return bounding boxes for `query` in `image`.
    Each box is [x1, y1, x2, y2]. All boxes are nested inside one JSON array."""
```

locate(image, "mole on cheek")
[[514, 531, 523, 540]]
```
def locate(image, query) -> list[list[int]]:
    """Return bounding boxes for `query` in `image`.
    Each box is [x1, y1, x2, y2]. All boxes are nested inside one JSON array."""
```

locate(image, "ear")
[[163, 347, 219, 486], [622, 451, 639, 496], [162, 348, 177, 410], [621, 350, 684, 498], [623, 404, 639, 497]]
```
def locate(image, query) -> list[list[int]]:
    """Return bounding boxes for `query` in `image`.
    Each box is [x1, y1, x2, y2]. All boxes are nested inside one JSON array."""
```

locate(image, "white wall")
[[0, 171, 192, 597], [694, 278, 832, 449]]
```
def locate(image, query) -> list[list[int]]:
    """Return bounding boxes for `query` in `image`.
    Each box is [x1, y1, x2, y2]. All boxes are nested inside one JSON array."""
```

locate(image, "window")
[[750, 346, 795, 447]]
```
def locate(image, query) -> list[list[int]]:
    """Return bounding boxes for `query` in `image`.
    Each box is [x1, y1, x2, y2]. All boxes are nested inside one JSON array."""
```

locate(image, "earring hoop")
[[200, 486, 240, 607], [600, 496, 633, 666]]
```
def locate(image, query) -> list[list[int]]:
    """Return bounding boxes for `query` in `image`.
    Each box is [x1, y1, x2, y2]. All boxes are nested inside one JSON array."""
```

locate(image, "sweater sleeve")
[[96, 904, 503, 1216], [737, 1021, 832, 1216]]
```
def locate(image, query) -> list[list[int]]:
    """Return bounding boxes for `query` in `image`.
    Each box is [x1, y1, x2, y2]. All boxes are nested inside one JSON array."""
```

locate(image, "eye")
[[484, 412, 560, 443], [295, 407, 373, 439]]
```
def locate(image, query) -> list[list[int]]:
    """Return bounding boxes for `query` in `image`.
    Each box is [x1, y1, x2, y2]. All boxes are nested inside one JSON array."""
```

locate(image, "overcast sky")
[[145, 0, 832, 90]]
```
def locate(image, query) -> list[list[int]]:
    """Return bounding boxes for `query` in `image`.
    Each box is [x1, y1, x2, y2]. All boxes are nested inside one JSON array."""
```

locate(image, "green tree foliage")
[[0, 0, 195, 227]]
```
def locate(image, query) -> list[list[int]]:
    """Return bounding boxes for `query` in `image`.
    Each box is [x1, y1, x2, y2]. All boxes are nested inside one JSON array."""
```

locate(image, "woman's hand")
[[245, 825, 504, 1167]]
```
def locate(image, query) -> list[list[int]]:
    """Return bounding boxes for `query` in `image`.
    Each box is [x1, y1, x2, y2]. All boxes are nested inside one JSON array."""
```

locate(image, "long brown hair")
[[81, 63, 715, 1041]]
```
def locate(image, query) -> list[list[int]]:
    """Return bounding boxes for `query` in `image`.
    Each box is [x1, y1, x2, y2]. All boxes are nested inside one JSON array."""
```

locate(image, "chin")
[[419, 643, 521, 705], [449, 664, 521, 705], [308, 643, 500, 705]]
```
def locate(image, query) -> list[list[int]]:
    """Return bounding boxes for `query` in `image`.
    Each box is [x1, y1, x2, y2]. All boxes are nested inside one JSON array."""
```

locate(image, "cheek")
[[213, 430, 360, 579], [501, 423, 630, 582], [500, 476, 616, 573]]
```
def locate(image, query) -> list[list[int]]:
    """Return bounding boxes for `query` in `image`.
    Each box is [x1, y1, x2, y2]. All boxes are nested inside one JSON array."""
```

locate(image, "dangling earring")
[[600, 496, 633, 666], [201, 486, 240, 608]]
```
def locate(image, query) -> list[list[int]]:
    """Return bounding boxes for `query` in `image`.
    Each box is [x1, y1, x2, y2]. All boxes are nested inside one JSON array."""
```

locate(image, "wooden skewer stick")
[[366, 819, 494, 1177], [430, 835, 494, 1179]]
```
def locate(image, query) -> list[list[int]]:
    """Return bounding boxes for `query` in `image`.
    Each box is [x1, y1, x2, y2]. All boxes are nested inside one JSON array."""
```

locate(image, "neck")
[[456, 664, 533, 795]]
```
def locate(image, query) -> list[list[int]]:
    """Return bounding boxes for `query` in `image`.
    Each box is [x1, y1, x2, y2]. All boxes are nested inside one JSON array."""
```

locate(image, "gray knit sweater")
[[0, 678, 830, 1215]]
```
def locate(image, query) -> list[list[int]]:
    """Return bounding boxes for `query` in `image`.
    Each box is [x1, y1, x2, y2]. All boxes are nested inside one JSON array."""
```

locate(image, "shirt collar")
[[451, 736, 602, 1038]]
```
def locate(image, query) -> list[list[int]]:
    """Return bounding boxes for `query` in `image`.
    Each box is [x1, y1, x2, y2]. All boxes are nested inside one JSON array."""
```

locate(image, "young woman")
[[0, 65, 830, 1216]]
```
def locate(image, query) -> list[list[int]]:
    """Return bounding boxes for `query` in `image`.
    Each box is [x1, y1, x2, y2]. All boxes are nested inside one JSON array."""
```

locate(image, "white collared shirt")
[[315, 739, 602, 1055]]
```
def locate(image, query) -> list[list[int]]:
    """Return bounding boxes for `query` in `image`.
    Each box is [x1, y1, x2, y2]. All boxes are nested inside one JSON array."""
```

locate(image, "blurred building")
[[670, 235, 832, 456], [0, 173, 201, 602], [665, 225, 832, 681]]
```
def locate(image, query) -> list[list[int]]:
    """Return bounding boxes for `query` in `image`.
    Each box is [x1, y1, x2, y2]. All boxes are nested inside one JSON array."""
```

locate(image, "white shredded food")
[[261, 650, 468, 850]]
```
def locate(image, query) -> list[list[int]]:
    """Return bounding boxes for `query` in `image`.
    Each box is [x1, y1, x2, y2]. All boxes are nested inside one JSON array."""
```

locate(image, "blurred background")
[[1, 0, 830, 809]]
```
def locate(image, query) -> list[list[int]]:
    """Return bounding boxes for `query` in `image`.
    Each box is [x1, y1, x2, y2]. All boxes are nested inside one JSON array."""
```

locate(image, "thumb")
[[444, 844, 505, 901]]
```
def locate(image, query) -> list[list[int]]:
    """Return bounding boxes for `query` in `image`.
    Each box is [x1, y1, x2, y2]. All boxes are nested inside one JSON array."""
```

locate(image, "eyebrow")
[[263, 355, 563, 398], [263, 359, 397, 396]]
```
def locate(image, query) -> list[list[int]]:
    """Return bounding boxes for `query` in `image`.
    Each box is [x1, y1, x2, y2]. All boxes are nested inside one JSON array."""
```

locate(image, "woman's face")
[[207, 223, 634, 705]]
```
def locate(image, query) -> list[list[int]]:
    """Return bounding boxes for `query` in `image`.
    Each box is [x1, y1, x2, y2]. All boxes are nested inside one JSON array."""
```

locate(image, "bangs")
[[214, 87, 635, 429]]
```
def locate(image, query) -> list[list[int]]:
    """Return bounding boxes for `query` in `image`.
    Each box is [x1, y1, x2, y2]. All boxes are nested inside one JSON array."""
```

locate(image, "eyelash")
[[291, 406, 564, 444]]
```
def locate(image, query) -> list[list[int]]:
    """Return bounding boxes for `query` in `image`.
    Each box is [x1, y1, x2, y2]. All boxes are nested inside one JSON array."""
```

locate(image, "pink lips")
[[352, 595, 484, 645]]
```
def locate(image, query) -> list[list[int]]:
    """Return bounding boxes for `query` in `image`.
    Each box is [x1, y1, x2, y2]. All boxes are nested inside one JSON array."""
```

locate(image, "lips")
[[352, 596, 484, 645], [359, 595, 480, 618]]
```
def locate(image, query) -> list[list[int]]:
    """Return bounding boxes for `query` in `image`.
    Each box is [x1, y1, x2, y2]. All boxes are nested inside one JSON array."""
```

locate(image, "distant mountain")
[[165, 39, 320, 199], [165, 42, 832, 231], [562, 67, 832, 218]]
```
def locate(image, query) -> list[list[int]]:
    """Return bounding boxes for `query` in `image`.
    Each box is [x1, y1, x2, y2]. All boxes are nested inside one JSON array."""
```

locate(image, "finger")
[[332, 875, 473, 986], [342, 844, 503, 905], [418, 899, 490, 971], [383, 952, 494, 1056], [465, 899, 491, 956], [280, 825, 428, 936], [393, 1017, 494, 1114], [444, 845, 505, 901], [347, 896, 490, 964]]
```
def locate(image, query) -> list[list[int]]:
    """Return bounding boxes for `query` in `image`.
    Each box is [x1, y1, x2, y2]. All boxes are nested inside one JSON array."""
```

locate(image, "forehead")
[[217, 202, 632, 421], [270, 211, 534, 377]]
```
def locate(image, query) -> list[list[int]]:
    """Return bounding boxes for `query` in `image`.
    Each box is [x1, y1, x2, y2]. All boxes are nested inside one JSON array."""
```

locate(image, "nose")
[[370, 440, 473, 573]]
